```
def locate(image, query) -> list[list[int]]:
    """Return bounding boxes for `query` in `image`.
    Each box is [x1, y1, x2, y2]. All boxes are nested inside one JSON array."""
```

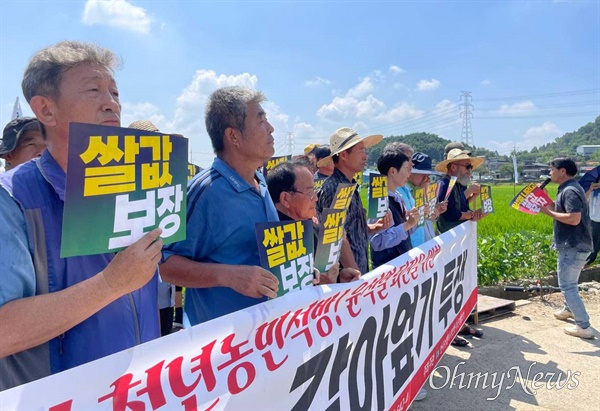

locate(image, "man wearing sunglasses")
[[435, 149, 487, 234]]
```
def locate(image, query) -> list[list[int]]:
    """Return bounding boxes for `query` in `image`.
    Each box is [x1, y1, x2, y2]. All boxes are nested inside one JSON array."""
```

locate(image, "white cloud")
[[82, 0, 152, 34], [523, 122, 562, 142], [316, 75, 425, 132], [375, 102, 424, 123], [489, 122, 562, 151], [481, 79, 491, 86], [120, 102, 169, 131], [133, 69, 321, 165], [497, 100, 536, 115], [389, 65, 406, 75], [346, 77, 375, 98], [305, 76, 331, 88], [416, 79, 440, 91], [434, 99, 457, 113]]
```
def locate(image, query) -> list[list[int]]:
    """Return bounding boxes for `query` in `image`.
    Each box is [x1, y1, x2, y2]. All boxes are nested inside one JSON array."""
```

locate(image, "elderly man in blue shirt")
[[160, 87, 280, 326], [0, 41, 162, 391]]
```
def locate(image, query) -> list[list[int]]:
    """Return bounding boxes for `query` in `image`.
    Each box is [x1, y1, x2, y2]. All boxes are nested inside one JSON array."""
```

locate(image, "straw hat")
[[435, 149, 485, 173], [128, 120, 159, 132], [303, 143, 320, 156], [316, 127, 382, 167]]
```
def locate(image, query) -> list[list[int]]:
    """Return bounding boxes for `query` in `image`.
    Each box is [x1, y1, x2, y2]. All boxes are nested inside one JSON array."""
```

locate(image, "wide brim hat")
[[316, 127, 382, 167], [128, 120, 160, 132], [435, 148, 485, 173], [304, 143, 320, 156]]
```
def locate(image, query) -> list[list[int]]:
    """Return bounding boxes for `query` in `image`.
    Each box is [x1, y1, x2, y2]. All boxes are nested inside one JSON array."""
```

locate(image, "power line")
[[473, 88, 600, 102], [475, 111, 598, 120]]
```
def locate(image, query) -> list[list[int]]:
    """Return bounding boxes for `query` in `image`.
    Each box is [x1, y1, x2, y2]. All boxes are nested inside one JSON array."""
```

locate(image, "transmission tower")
[[285, 132, 295, 154], [460, 91, 475, 147]]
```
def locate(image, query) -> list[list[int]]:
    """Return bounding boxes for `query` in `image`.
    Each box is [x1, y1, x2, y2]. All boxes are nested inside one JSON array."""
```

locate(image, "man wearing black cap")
[[0, 117, 45, 170]]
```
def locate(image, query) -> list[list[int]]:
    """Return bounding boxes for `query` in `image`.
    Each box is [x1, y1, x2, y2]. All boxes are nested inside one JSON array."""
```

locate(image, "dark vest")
[[371, 194, 413, 267]]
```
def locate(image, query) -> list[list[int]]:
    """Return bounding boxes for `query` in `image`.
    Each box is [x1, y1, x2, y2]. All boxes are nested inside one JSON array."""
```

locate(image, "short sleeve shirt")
[[316, 168, 369, 273], [162, 158, 279, 325], [553, 179, 593, 252]]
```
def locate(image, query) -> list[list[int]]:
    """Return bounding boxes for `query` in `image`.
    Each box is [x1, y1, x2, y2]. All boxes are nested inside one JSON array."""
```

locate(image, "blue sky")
[[1, 0, 599, 168]]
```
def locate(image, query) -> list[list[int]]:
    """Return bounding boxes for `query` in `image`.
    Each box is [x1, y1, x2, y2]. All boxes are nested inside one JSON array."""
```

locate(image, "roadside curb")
[[479, 265, 600, 301]]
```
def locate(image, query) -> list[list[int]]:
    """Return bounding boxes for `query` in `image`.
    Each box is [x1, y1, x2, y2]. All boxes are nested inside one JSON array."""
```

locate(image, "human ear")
[[29, 96, 58, 128], [223, 127, 241, 149]]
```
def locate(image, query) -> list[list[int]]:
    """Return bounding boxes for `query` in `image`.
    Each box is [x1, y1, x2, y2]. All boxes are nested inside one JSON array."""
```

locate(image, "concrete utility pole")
[[285, 132, 295, 155], [460, 91, 474, 147]]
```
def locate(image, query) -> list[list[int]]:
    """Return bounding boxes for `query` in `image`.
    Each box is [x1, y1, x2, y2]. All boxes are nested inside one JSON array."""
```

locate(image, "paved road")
[[411, 292, 600, 411]]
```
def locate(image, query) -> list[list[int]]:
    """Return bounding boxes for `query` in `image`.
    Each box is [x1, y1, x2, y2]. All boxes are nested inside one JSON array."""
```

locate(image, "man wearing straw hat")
[[435, 148, 487, 233], [316, 127, 391, 274], [435, 148, 486, 346]]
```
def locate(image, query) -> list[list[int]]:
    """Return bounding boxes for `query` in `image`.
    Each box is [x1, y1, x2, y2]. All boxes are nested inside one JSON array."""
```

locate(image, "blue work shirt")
[[162, 158, 279, 326], [0, 183, 36, 307]]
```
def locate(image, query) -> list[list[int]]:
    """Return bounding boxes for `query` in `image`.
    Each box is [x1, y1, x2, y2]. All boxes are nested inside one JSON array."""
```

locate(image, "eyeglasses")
[[288, 189, 317, 200], [455, 163, 473, 171]]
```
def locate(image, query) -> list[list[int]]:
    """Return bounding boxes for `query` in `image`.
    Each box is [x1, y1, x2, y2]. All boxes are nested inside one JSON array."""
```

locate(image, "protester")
[[372, 143, 431, 402], [303, 143, 320, 174], [0, 117, 45, 170], [160, 86, 280, 326], [128, 120, 176, 336], [435, 149, 486, 232], [539, 158, 595, 339], [578, 165, 600, 266], [267, 160, 360, 284], [0, 41, 162, 391], [407, 152, 447, 246], [443, 141, 465, 159], [314, 145, 334, 178], [369, 150, 420, 267], [316, 127, 391, 274], [435, 148, 486, 346]]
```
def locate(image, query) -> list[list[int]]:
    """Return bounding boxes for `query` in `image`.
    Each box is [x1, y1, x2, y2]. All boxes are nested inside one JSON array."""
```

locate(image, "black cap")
[[411, 152, 440, 175], [1, 117, 41, 155]]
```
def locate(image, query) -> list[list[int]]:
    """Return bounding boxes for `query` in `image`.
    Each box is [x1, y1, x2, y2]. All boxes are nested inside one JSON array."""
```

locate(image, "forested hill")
[[366, 132, 499, 165], [366, 115, 600, 166], [532, 115, 600, 158], [367, 132, 451, 164]]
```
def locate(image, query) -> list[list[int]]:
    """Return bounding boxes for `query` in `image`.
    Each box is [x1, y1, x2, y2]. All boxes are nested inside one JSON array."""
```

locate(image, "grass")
[[477, 183, 557, 237]]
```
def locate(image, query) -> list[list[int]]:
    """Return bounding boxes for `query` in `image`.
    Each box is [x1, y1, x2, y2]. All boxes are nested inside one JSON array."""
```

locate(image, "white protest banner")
[[0, 222, 478, 411]]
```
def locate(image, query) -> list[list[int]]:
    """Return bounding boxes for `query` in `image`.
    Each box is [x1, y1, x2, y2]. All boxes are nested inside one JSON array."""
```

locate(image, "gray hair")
[[383, 142, 414, 157], [205, 86, 266, 153], [21, 41, 120, 103]]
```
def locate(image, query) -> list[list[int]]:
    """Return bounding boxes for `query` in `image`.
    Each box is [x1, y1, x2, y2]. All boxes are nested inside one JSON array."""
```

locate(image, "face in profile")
[[238, 102, 275, 163]]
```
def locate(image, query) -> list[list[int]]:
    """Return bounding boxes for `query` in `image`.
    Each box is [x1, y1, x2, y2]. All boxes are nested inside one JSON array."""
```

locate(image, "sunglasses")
[[455, 163, 473, 171]]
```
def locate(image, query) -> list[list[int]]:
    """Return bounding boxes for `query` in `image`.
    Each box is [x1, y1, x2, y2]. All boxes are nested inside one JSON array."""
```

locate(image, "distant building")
[[522, 161, 550, 178], [576, 145, 600, 156]]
